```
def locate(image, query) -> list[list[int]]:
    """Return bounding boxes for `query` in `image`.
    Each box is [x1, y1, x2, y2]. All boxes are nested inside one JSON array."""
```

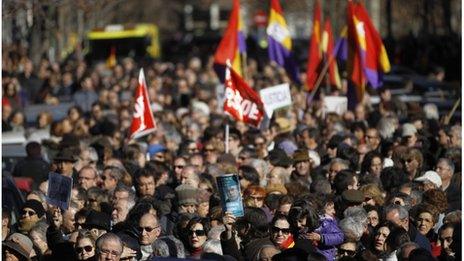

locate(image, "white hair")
[[423, 103, 439, 120], [339, 217, 365, 241], [202, 239, 222, 255]]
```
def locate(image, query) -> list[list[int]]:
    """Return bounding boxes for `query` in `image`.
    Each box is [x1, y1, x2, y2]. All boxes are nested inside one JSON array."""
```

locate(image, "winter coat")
[[313, 216, 344, 261]]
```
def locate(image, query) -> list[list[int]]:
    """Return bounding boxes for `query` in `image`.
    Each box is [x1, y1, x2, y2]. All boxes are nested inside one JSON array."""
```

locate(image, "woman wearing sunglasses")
[[269, 214, 294, 250], [75, 230, 97, 260], [185, 217, 210, 259]]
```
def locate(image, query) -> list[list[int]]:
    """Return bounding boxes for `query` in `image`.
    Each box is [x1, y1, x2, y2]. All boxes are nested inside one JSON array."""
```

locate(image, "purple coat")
[[314, 216, 344, 261]]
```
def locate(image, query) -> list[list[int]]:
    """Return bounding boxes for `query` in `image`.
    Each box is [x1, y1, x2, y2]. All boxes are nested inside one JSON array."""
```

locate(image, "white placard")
[[324, 96, 348, 115], [259, 83, 292, 118]]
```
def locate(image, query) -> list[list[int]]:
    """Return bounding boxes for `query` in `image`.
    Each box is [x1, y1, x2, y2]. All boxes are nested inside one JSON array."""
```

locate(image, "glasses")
[[364, 197, 372, 202], [250, 196, 264, 201], [174, 165, 185, 169], [204, 148, 215, 153], [99, 248, 121, 257], [138, 226, 158, 233], [271, 226, 291, 234], [405, 158, 415, 163], [188, 229, 206, 236], [21, 210, 36, 216], [76, 245, 93, 253], [338, 249, 356, 257]]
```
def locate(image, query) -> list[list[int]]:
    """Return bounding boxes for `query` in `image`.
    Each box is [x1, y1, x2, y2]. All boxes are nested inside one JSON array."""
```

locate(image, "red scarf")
[[280, 234, 295, 250]]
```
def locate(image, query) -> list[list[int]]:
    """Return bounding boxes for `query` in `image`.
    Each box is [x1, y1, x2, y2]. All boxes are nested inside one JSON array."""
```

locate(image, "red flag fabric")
[[306, 0, 322, 91], [128, 69, 156, 139], [322, 19, 341, 89], [223, 66, 264, 127], [213, 0, 246, 78]]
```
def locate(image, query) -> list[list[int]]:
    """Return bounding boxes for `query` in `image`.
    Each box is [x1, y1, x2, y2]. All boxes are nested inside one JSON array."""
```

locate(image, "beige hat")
[[3, 233, 33, 259], [402, 123, 417, 137], [175, 184, 198, 205], [275, 118, 292, 134]]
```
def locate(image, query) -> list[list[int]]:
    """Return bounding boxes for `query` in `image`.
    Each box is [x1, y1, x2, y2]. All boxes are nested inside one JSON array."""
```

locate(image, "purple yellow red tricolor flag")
[[321, 19, 341, 89], [266, 0, 300, 84], [346, 0, 391, 106], [214, 0, 247, 82], [306, 0, 322, 91]]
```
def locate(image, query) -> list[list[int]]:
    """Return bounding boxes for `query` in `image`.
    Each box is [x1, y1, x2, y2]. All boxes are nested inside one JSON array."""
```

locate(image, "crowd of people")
[[1, 43, 462, 261]]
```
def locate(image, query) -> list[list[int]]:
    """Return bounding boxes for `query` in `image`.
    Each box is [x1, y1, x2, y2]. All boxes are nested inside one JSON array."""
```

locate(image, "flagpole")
[[225, 124, 230, 154], [442, 97, 461, 125], [307, 52, 336, 106], [241, 52, 248, 82]]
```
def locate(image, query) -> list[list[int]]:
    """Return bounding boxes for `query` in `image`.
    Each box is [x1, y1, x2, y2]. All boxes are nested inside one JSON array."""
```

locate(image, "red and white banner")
[[128, 69, 157, 139], [223, 66, 265, 127]]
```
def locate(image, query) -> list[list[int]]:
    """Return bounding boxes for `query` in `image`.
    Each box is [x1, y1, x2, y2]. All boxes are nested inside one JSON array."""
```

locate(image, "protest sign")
[[216, 174, 244, 217], [324, 96, 348, 115], [259, 83, 292, 118], [46, 172, 73, 210]]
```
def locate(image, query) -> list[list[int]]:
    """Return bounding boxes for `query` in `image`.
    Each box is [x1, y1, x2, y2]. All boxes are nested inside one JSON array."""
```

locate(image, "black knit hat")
[[267, 148, 293, 167], [22, 200, 45, 218], [84, 211, 111, 231]]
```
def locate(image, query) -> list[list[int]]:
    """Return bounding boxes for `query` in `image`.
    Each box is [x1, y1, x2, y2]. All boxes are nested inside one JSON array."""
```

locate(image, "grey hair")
[[205, 164, 222, 178], [96, 233, 123, 256], [87, 146, 99, 163], [152, 235, 186, 258], [103, 166, 125, 181], [385, 204, 409, 220], [438, 158, 455, 173], [377, 116, 398, 140], [343, 206, 368, 227], [29, 222, 49, 241], [329, 158, 350, 169], [114, 184, 136, 205], [423, 103, 439, 120], [396, 242, 419, 260], [256, 245, 281, 260], [409, 189, 423, 205], [207, 225, 225, 240], [203, 239, 223, 255], [339, 217, 364, 241], [28, 190, 47, 203]]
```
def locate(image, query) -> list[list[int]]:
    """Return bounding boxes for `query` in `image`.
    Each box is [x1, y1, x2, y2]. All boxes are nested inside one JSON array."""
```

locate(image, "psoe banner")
[[259, 83, 292, 118]]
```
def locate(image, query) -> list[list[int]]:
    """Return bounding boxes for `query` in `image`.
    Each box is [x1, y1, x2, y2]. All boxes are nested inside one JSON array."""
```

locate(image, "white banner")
[[324, 96, 348, 115], [259, 83, 292, 118]]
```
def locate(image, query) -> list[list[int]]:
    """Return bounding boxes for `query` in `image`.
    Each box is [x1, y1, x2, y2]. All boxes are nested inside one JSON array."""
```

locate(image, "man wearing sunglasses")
[[17, 199, 45, 234], [138, 213, 161, 261]]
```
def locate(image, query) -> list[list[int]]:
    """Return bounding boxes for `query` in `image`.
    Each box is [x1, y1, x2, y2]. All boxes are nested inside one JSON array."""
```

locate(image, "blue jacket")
[[314, 216, 344, 261]]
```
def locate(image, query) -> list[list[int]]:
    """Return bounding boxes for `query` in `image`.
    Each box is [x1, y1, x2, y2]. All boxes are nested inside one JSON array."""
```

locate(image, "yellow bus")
[[86, 23, 160, 62]]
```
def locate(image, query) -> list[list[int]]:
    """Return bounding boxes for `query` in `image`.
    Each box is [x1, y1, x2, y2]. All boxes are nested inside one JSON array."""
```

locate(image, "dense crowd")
[[1, 43, 462, 261]]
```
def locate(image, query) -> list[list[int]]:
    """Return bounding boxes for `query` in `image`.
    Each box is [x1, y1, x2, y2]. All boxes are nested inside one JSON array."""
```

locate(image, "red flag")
[[348, 1, 390, 88], [322, 19, 341, 88], [224, 66, 264, 127], [128, 69, 156, 139], [214, 0, 246, 79], [306, 0, 322, 91]]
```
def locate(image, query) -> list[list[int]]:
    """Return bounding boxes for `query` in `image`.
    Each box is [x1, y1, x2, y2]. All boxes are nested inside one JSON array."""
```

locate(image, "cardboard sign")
[[259, 83, 292, 118], [324, 96, 348, 115], [47, 172, 73, 210], [216, 174, 244, 217]]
